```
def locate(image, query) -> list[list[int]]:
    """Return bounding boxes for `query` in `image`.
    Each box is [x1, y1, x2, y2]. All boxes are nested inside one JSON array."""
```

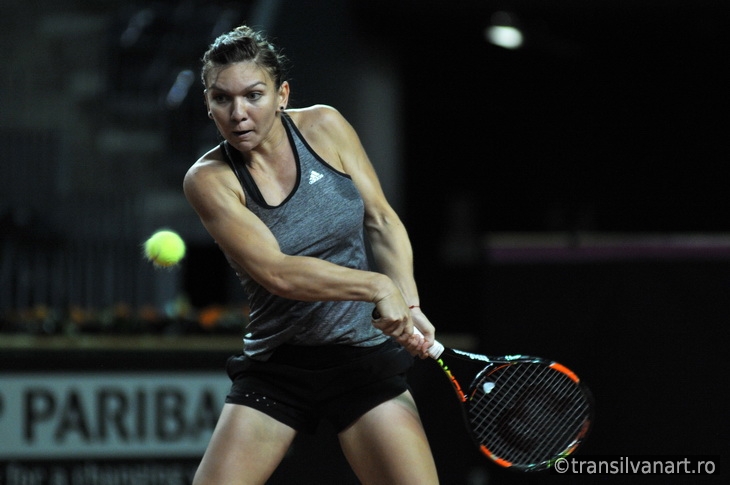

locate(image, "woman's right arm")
[[183, 154, 403, 307]]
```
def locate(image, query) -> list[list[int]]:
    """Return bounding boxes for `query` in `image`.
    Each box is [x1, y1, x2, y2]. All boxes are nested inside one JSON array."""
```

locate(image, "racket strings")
[[472, 366, 588, 463], [472, 376, 578, 463], [468, 363, 590, 468], [535, 379, 590, 448], [490, 369, 586, 461]]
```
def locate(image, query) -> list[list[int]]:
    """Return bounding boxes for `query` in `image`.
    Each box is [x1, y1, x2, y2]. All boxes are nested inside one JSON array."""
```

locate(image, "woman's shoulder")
[[187, 145, 224, 173], [184, 145, 233, 188], [183, 144, 245, 211], [287, 104, 348, 131], [286, 105, 355, 146]]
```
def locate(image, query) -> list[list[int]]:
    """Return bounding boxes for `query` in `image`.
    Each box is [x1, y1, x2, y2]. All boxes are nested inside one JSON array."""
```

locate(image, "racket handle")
[[412, 327, 445, 359], [372, 308, 445, 359]]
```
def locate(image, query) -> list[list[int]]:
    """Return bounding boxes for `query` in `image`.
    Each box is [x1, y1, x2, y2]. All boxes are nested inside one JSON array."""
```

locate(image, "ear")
[[278, 81, 290, 109]]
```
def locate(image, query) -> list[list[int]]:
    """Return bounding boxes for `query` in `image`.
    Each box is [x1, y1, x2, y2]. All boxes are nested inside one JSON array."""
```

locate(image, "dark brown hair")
[[201, 25, 288, 89]]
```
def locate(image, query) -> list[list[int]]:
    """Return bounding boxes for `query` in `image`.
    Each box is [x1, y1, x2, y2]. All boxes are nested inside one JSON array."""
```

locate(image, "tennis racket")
[[375, 311, 593, 472]]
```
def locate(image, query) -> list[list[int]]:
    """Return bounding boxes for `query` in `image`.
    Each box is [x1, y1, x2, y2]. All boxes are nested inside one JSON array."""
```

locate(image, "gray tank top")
[[221, 113, 387, 359]]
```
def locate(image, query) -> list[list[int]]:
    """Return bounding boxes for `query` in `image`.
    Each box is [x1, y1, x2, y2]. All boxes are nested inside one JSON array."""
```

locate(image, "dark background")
[[2, 0, 727, 483]]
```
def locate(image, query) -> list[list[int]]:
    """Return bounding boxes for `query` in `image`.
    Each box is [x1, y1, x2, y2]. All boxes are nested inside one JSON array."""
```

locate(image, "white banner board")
[[0, 372, 230, 459]]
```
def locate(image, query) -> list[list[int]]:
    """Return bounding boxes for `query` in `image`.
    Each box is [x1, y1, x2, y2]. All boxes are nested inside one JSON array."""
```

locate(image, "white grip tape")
[[372, 308, 445, 359], [412, 327, 445, 359]]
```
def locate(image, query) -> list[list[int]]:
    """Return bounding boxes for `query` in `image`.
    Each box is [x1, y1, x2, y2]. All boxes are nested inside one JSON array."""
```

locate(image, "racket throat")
[[437, 358, 468, 402]]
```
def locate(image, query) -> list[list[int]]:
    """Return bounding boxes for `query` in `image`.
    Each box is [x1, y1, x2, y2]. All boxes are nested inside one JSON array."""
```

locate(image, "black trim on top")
[[220, 113, 302, 209], [221, 140, 269, 208], [281, 112, 351, 179]]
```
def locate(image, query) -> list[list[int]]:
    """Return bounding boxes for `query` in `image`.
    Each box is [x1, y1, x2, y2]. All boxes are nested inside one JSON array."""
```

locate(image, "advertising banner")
[[0, 371, 230, 485]]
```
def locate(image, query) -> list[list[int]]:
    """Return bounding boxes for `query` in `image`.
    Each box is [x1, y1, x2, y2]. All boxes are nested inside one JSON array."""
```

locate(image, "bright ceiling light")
[[485, 25, 524, 49], [485, 11, 524, 49]]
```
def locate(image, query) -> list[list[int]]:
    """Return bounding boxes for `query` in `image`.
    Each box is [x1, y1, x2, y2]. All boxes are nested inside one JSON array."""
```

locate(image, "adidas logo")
[[309, 170, 324, 184]]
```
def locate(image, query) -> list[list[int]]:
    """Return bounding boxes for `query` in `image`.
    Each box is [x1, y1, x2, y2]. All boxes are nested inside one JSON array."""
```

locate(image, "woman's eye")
[[248, 92, 262, 101]]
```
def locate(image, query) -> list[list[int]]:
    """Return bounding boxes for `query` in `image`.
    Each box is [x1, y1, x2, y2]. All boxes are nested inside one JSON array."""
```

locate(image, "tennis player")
[[184, 25, 439, 484]]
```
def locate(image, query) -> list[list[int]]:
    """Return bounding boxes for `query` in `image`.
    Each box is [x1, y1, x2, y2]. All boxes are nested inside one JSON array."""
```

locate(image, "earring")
[[207, 112, 213, 118], [279, 106, 285, 111]]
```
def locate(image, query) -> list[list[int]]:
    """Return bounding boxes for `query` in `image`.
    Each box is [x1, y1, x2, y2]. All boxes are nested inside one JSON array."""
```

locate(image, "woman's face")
[[204, 61, 288, 153]]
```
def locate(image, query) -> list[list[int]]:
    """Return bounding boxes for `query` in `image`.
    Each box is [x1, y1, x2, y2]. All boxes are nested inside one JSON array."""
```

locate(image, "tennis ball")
[[144, 230, 186, 267]]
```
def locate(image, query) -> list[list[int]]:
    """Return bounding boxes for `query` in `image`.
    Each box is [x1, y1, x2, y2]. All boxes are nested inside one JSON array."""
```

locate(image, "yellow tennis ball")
[[144, 230, 186, 267]]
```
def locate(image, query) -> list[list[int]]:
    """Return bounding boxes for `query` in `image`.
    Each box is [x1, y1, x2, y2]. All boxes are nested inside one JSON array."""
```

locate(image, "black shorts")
[[225, 339, 414, 433]]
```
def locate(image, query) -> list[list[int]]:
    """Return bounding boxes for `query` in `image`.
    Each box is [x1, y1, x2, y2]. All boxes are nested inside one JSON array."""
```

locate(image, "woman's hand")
[[371, 303, 435, 359], [409, 306, 435, 358]]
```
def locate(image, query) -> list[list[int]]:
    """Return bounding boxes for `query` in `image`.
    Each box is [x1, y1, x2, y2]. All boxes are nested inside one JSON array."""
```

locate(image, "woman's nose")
[[231, 97, 247, 121]]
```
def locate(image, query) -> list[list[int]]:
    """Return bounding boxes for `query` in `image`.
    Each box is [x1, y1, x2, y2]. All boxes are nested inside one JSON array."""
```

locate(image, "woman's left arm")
[[317, 106, 436, 352]]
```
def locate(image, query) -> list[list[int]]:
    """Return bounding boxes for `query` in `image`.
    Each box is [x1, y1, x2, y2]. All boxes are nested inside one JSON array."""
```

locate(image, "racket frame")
[[430, 346, 593, 472]]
